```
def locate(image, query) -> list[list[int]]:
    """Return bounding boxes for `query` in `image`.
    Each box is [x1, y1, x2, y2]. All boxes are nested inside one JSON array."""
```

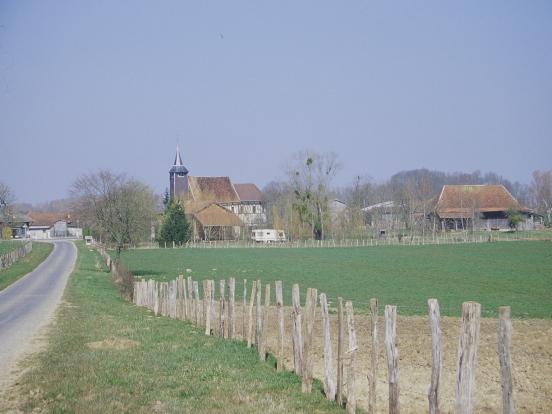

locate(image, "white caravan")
[[251, 229, 286, 243]]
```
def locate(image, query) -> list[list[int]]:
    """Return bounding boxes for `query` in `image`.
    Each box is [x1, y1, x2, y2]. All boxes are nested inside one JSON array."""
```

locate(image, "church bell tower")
[[169, 144, 189, 199]]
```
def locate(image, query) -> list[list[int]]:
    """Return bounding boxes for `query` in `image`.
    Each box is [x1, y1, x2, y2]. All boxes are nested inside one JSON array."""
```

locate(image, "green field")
[[0, 240, 25, 255], [7, 243, 343, 413], [120, 241, 552, 318], [0, 242, 53, 291]]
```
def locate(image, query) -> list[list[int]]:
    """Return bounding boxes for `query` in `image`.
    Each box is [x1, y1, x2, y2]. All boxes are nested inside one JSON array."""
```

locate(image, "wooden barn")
[[431, 184, 541, 231], [187, 202, 243, 241]]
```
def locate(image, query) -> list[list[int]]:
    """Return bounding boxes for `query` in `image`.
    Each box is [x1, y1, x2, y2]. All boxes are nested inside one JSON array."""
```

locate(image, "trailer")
[[251, 229, 286, 243]]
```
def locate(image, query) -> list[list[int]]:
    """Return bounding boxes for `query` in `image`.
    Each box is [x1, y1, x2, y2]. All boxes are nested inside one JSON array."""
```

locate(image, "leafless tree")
[[0, 181, 15, 218], [531, 170, 552, 226], [71, 170, 157, 257]]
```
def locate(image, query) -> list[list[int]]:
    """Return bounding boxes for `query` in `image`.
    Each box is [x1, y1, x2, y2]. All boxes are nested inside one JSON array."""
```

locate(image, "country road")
[[0, 240, 77, 390]]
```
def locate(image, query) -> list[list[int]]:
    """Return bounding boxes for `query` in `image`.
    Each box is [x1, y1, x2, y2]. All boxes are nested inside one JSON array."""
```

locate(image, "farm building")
[[0, 213, 32, 238], [431, 185, 542, 231], [168, 146, 266, 237], [26, 212, 83, 239], [187, 202, 243, 241]]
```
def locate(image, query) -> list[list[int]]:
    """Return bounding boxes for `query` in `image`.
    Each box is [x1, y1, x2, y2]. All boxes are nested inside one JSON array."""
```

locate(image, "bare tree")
[[0, 181, 15, 217], [71, 170, 157, 257], [531, 170, 552, 226], [287, 151, 340, 240]]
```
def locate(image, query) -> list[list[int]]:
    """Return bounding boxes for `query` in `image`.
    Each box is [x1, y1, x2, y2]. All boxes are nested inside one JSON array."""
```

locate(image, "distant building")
[[362, 201, 398, 229], [167, 146, 266, 240], [26, 212, 83, 239], [0, 213, 31, 239], [431, 185, 542, 231]]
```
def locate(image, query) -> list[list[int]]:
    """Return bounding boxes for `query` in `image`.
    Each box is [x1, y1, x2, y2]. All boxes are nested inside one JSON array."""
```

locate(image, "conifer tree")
[[159, 200, 191, 244]]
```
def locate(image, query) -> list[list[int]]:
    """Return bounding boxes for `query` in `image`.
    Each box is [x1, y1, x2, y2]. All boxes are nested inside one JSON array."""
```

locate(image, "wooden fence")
[[0, 241, 32, 271], [126, 275, 516, 414]]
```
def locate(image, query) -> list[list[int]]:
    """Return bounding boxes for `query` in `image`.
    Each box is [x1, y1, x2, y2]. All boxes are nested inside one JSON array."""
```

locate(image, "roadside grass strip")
[[0, 242, 53, 292], [9, 243, 344, 413]]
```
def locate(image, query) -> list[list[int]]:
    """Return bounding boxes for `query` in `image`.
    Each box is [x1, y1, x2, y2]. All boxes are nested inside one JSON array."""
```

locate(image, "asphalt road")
[[0, 240, 77, 386]]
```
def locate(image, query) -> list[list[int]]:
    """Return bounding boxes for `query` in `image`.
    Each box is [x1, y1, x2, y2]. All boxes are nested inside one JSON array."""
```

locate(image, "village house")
[[431, 184, 542, 231], [168, 146, 266, 240], [26, 212, 83, 239]]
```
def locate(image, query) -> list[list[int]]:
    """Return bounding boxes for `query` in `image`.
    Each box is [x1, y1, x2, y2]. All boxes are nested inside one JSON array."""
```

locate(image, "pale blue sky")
[[1, 1, 551, 203]]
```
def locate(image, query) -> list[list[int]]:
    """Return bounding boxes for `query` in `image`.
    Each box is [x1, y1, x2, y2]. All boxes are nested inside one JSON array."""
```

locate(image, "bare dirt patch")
[[86, 338, 139, 350], [225, 304, 552, 413]]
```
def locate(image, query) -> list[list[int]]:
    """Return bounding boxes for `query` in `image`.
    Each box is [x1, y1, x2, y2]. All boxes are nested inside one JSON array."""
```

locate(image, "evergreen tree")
[[159, 200, 191, 244], [162, 188, 170, 209]]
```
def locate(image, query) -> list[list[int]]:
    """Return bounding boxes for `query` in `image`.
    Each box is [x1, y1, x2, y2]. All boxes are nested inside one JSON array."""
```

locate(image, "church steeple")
[[169, 145, 189, 199]]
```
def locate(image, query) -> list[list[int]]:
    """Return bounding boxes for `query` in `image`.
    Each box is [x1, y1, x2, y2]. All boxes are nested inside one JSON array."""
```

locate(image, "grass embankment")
[[0, 242, 53, 291], [10, 243, 343, 413], [0, 240, 23, 255], [120, 241, 552, 318]]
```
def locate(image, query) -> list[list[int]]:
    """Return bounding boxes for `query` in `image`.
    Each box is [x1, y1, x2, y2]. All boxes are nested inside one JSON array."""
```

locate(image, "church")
[[169, 146, 266, 240]]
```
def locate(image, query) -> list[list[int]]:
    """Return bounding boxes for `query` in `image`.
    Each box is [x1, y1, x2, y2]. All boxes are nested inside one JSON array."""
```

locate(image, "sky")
[[1, 1, 551, 204]]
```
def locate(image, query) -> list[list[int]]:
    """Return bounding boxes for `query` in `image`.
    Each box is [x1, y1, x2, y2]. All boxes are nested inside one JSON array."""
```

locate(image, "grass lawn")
[[0, 242, 53, 291], [0, 240, 26, 255], [119, 241, 552, 318], [9, 242, 344, 413]]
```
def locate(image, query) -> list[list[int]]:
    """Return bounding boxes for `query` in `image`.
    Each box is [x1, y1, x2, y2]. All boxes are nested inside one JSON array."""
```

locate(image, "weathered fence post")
[[498, 306, 515, 414], [242, 279, 247, 339], [454, 301, 481, 414], [260, 283, 270, 360], [346, 301, 357, 414], [291, 283, 304, 376], [154, 281, 159, 316], [187, 276, 193, 321], [428, 299, 442, 414], [337, 297, 345, 406], [368, 298, 378, 414], [219, 279, 226, 338], [170, 280, 177, 318], [385, 305, 400, 414], [202, 280, 209, 325], [302, 287, 318, 393], [193, 281, 200, 325], [320, 293, 336, 400], [210, 280, 216, 329], [205, 281, 213, 335], [255, 279, 262, 350], [228, 277, 235, 339], [247, 280, 257, 348], [275, 280, 284, 372]]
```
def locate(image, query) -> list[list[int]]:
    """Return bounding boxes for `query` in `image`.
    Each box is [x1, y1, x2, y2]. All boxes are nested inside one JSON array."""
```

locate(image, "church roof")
[[192, 203, 243, 227], [187, 176, 240, 203]]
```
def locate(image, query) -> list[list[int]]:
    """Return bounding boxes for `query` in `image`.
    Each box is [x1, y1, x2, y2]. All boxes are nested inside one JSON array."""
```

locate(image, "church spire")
[[174, 144, 183, 166]]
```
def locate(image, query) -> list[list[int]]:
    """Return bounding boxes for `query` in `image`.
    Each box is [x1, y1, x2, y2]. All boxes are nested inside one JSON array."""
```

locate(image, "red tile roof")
[[27, 212, 78, 227], [435, 185, 529, 218], [192, 203, 243, 226], [187, 176, 240, 203]]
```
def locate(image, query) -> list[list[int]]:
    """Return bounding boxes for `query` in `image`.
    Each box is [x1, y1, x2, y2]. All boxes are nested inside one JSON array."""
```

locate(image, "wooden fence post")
[[337, 297, 344, 406], [247, 280, 257, 348], [202, 280, 208, 326], [291, 283, 304, 376], [154, 281, 159, 316], [228, 277, 235, 339], [210, 280, 216, 329], [255, 279, 262, 350], [243, 279, 247, 339], [187, 276, 193, 321], [219, 279, 226, 338], [428, 299, 442, 414], [170, 280, 177, 319], [275, 281, 284, 372], [193, 281, 200, 325], [385, 305, 400, 414], [498, 306, 515, 414], [180, 275, 188, 320], [320, 293, 336, 400], [346, 301, 357, 414], [205, 281, 213, 335], [369, 298, 378, 414], [302, 287, 318, 393], [454, 301, 481, 414], [259, 283, 270, 360]]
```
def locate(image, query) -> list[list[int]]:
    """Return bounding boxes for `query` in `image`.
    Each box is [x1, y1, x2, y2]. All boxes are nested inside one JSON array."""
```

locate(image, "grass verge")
[[0, 242, 53, 292], [8, 242, 344, 413]]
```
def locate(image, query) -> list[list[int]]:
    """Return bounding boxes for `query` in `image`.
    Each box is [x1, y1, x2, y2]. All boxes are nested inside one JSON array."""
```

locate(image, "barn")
[[432, 185, 542, 231]]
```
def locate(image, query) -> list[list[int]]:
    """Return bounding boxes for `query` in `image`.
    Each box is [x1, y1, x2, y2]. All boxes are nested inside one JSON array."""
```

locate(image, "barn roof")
[[234, 183, 264, 202], [435, 185, 529, 218], [187, 176, 240, 203], [192, 203, 242, 227]]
